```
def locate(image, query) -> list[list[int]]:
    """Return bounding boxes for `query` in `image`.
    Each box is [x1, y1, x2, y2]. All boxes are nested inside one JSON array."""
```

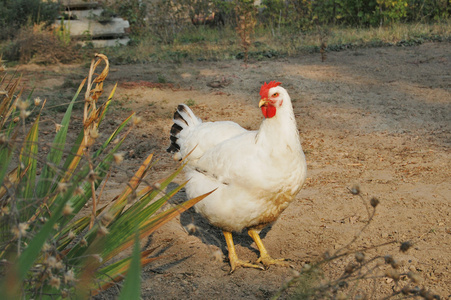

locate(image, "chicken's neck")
[[256, 105, 301, 155]]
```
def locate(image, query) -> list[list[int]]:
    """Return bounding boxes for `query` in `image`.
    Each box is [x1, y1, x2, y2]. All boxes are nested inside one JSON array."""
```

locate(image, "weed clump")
[[273, 185, 440, 299]]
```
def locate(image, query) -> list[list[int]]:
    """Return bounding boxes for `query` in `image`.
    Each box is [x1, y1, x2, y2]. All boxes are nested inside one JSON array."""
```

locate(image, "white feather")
[[172, 86, 307, 232]]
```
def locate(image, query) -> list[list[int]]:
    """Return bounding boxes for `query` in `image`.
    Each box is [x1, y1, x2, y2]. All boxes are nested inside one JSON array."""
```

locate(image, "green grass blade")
[[92, 111, 134, 160], [17, 114, 40, 220], [91, 248, 159, 297], [97, 83, 117, 126], [117, 230, 141, 300], [36, 78, 86, 198]]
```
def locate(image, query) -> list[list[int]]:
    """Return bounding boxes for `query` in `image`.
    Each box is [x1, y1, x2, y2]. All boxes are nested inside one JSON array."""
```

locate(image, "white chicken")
[[167, 81, 307, 272]]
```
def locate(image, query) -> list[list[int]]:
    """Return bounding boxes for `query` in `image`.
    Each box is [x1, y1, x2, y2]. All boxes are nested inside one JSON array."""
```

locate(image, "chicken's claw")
[[256, 255, 289, 269], [223, 231, 265, 273], [248, 228, 290, 269], [228, 258, 264, 273]]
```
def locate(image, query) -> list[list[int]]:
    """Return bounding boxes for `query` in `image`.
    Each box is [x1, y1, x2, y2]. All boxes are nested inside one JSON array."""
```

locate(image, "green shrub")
[[0, 0, 60, 40]]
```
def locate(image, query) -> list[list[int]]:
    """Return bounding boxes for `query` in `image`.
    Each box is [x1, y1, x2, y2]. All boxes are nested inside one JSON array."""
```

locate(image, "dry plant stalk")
[[83, 53, 110, 229], [235, 1, 256, 65]]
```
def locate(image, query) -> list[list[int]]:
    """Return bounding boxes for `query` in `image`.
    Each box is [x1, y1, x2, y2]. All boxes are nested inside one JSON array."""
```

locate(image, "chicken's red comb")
[[259, 81, 281, 98]]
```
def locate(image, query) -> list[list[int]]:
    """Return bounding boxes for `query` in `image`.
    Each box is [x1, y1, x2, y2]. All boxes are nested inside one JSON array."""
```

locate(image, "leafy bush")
[[0, 54, 209, 298], [260, 0, 450, 29], [0, 0, 60, 40]]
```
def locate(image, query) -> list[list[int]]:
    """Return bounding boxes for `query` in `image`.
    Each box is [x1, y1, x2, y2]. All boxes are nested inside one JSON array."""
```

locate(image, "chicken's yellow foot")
[[248, 229, 289, 269], [223, 231, 264, 273]]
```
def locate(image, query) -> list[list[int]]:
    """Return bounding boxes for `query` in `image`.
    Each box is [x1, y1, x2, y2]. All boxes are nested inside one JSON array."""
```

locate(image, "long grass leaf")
[[103, 190, 212, 262], [117, 230, 141, 300], [17, 113, 40, 220], [36, 78, 86, 198], [91, 249, 160, 297]]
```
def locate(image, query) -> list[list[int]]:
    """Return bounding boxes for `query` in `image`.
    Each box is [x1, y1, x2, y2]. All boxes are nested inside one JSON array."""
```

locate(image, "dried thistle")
[[79, 238, 88, 247], [64, 269, 76, 284], [344, 263, 356, 274], [12, 222, 29, 238], [400, 241, 412, 253], [113, 152, 124, 165], [34, 97, 42, 106], [55, 123, 62, 133], [67, 230, 76, 240], [57, 182, 68, 194], [49, 276, 61, 289], [355, 252, 365, 263], [62, 204, 73, 216], [370, 197, 379, 208], [350, 184, 360, 195], [132, 115, 142, 125]]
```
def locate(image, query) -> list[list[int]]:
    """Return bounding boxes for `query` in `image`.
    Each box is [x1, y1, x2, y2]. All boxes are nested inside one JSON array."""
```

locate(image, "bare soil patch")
[[20, 42, 450, 298]]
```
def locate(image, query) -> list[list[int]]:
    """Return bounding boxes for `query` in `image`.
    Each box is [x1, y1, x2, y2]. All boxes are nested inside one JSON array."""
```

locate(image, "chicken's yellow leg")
[[248, 229, 289, 269], [223, 231, 264, 273]]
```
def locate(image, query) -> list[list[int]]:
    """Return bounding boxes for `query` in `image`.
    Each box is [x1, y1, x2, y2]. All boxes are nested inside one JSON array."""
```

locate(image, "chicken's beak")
[[259, 98, 268, 108]]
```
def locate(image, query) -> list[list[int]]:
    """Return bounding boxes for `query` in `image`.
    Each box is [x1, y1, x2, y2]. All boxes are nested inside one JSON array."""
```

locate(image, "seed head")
[[132, 115, 142, 125], [400, 241, 413, 253], [1, 206, 10, 216], [12, 223, 29, 238], [64, 269, 76, 284], [350, 184, 360, 195], [42, 242, 52, 252], [46, 256, 62, 269], [370, 197, 379, 208], [16, 99, 29, 110], [62, 204, 73, 216], [88, 170, 98, 183], [355, 252, 365, 263], [80, 237, 88, 247], [57, 182, 68, 194], [113, 152, 124, 164], [19, 110, 31, 119], [345, 263, 356, 274], [384, 255, 394, 265], [55, 124, 62, 133], [49, 276, 61, 289], [68, 230, 76, 240], [34, 97, 42, 106]]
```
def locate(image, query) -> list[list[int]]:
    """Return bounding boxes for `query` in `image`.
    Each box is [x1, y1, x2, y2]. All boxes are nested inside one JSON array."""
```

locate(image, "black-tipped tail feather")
[[167, 104, 200, 154]]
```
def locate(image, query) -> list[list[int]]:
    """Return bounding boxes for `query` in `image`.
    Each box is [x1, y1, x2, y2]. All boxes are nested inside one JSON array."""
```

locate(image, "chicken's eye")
[[272, 92, 279, 98]]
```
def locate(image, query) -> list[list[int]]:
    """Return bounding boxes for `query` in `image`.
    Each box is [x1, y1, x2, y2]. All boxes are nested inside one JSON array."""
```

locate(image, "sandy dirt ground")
[[19, 41, 450, 299]]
